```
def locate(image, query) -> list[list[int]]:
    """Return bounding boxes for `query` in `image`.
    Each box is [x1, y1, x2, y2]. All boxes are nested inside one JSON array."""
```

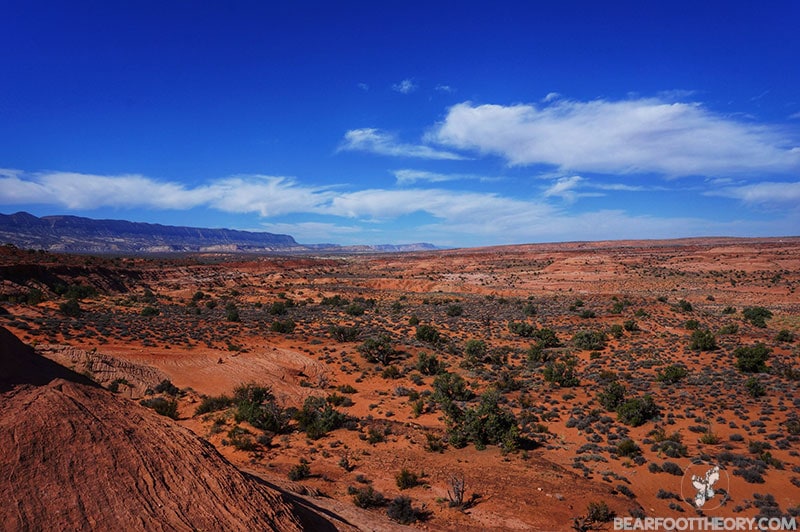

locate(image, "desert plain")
[[1, 236, 799, 530]]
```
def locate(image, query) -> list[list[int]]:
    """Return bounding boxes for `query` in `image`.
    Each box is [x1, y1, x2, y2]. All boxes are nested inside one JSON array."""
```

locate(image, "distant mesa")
[[0, 212, 436, 254]]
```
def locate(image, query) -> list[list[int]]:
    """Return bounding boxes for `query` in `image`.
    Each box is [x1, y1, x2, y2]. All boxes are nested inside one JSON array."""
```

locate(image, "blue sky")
[[1, 1, 799, 247]]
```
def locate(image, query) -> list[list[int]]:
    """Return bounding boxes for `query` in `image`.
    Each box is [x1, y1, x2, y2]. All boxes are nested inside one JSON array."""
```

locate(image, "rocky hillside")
[[0, 327, 348, 531]]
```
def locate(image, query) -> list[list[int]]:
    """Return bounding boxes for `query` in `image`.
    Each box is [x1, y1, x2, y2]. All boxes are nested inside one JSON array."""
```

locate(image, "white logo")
[[691, 465, 720, 508]]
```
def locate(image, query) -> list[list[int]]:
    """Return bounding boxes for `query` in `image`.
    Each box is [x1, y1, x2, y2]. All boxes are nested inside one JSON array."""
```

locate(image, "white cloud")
[[543, 92, 561, 102], [435, 84, 454, 93], [708, 181, 800, 205], [433, 98, 800, 177], [392, 78, 417, 94], [543, 175, 584, 201], [338, 128, 465, 160], [357, 82, 369, 91], [392, 169, 499, 185]]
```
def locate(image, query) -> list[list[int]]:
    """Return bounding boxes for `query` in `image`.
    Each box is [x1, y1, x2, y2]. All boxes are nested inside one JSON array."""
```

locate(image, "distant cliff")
[[0, 212, 437, 254]]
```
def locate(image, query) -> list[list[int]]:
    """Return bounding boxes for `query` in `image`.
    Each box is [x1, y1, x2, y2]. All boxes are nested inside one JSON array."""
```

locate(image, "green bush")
[[329, 325, 360, 342], [543, 355, 579, 387], [432, 372, 472, 402], [270, 319, 296, 333], [743, 306, 772, 328], [445, 304, 464, 317], [345, 303, 365, 316], [59, 298, 81, 317], [195, 394, 234, 415], [616, 439, 640, 457], [416, 352, 446, 375], [616, 395, 658, 427], [745, 377, 766, 398], [508, 321, 536, 337], [656, 364, 689, 384], [141, 305, 160, 317], [140, 397, 179, 419], [586, 500, 615, 523], [154, 379, 180, 396], [447, 389, 519, 452], [415, 324, 441, 344], [232, 383, 290, 434], [358, 334, 395, 364], [597, 381, 626, 411], [533, 328, 560, 347], [776, 329, 795, 343], [295, 396, 349, 439], [464, 339, 488, 363], [288, 459, 311, 481], [572, 330, 607, 351], [734, 343, 771, 373], [351, 486, 385, 508], [677, 299, 693, 312], [690, 329, 717, 351], [395, 468, 419, 490], [268, 301, 288, 315]]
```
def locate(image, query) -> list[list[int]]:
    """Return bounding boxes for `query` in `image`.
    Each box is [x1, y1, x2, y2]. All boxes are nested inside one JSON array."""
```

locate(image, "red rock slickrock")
[[0, 327, 341, 531]]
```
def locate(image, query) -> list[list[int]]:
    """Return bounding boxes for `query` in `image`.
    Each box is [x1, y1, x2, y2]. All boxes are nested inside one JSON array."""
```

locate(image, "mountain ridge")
[[0, 212, 437, 254]]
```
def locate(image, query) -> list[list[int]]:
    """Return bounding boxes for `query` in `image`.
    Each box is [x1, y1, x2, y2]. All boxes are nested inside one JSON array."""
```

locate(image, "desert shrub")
[[572, 330, 607, 351], [700, 430, 721, 445], [233, 384, 290, 433], [677, 299, 693, 312], [690, 329, 717, 351], [743, 306, 772, 328], [195, 394, 234, 415], [351, 486, 385, 508], [579, 309, 596, 319], [58, 284, 96, 300], [509, 321, 536, 337], [321, 295, 347, 307], [295, 396, 349, 439], [785, 418, 800, 435], [140, 305, 159, 317], [225, 304, 240, 322], [408, 314, 420, 326], [154, 379, 180, 396], [684, 319, 700, 330], [735, 343, 771, 373], [543, 355, 579, 387], [337, 384, 357, 394], [445, 304, 464, 317], [718, 324, 739, 335], [661, 461, 683, 476], [387, 496, 423, 524], [616, 438, 641, 457], [523, 302, 537, 316], [358, 334, 395, 364], [464, 339, 488, 365], [433, 372, 472, 402], [381, 365, 401, 379], [25, 288, 43, 305], [140, 397, 178, 419], [609, 324, 624, 339], [586, 500, 615, 523], [415, 324, 441, 344], [107, 378, 129, 393], [268, 301, 288, 315], [416, 352, 446, 375], [722, 306, 736, 314], [288, 459, 311, 481], [326, 393, 353, 407], [623, 319, 639, 332], [345, 303, 365, 316], [395, 468, 419, 490], [329, 325, 360, 342], [656, 364, 689, 384], [617, 395, 658, 427], [745, 377, 766, 398], [59, 298, 81, 317], [597, 381, 627, 411], [733, 467, 765, 483], [226, 426, 256, 451], [270, 319, 295, 333], [776, 329, 795, 343], [526, 343, 550, 364], [534, 328, 561, 347], [447, 389, 520, 452]]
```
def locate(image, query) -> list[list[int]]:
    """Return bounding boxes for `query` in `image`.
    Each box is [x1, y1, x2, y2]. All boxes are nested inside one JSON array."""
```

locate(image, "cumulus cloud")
[[433, 98, 800, 177], [338, 128, 465, 160], [392, 78, 417, 94]]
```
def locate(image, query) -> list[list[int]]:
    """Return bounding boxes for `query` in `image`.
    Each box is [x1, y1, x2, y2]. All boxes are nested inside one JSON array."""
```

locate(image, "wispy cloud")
[[392, 169, 499, 185], [708, 181, 800, 206], [435, 84, 454, 93], [338, 128, 465, 160], [357, 82, 369, 91], [433, 97, 800, 177], [392, 78, 417, 94]]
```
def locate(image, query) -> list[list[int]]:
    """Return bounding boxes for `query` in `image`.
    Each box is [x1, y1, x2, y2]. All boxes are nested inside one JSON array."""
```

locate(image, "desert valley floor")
[[1, 237, 799, 530]]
